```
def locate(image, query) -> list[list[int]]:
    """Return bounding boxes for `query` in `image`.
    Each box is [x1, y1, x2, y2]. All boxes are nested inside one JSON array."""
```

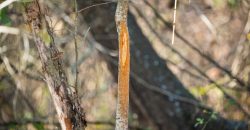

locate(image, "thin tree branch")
[[171, 0, 177, 44], [74, 0, 79, 94], [78, 1, 115, 13], [0, 0, 18, 10]]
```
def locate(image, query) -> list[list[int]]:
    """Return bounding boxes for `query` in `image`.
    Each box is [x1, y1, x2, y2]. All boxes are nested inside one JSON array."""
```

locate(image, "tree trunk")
[[115, 0, 130, 130], [25, 1, 86, 130]]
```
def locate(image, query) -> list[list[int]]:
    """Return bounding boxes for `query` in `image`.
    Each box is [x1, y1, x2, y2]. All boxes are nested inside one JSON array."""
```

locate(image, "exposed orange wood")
[[64, 118, 73, 130], [116, 20, 130, 129]]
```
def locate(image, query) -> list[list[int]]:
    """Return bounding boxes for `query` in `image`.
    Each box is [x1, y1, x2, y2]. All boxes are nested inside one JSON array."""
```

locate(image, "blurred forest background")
[[0, 0, 250, 130]]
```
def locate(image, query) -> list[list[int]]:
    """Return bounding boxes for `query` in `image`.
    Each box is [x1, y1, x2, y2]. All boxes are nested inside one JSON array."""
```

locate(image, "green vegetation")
[[0, 8, 11, 26]]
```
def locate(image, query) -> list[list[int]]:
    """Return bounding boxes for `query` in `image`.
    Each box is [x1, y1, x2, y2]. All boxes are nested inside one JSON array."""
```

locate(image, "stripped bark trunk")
[[24, 1, 86, 130], [115, 0, 130, 130]]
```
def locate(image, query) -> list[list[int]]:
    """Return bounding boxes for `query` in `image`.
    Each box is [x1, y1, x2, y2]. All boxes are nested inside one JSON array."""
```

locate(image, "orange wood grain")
[[117, 20, 130, 124]]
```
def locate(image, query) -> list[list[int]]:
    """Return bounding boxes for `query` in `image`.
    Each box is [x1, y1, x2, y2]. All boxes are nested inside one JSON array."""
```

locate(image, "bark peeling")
[[115, 0, 130, 130]]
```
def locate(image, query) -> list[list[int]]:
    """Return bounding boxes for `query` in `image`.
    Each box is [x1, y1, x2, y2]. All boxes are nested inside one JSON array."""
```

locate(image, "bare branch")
[[74, 0, 79, 94], [171, 0, 177, 44]]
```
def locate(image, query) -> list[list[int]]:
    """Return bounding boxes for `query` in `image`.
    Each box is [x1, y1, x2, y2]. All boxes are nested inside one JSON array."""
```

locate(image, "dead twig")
[[74, 0, 79, 94], [78, 1, 115, 13], [171, 0, 178, 44]]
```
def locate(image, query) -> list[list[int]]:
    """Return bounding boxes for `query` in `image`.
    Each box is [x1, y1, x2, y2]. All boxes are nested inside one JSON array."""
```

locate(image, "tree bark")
[[79, 1, 248, 130], [25, 1, 86, 130]]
